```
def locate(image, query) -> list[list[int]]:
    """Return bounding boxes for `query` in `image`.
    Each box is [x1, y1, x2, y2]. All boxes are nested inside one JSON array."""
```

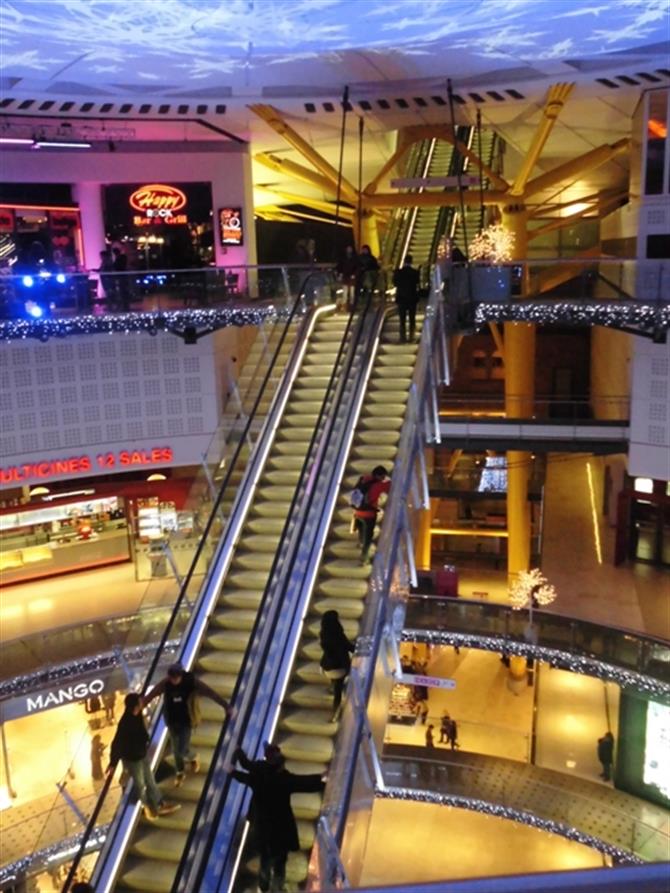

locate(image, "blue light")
[[25, 302, 44, 319], [22, 275, 34, 287], [56, 273, 66, 284], [39, 270, 51, 279]]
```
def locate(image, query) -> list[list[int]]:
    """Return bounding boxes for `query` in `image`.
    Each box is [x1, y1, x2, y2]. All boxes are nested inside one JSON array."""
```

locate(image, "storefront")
[[615, 476, 670, 567], [0, 473, 196, 586], [102, 181, 216, 268]]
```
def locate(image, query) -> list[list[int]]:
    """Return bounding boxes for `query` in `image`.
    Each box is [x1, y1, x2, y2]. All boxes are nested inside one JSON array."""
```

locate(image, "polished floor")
[[357, 800, 603, 887]]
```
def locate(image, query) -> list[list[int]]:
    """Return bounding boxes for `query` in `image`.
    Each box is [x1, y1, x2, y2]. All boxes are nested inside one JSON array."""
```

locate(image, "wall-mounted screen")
[[219, 207, 243, 246]]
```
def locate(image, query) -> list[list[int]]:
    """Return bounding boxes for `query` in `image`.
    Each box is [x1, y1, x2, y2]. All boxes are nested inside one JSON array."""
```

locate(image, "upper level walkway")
[[438, 416, 629, 453]]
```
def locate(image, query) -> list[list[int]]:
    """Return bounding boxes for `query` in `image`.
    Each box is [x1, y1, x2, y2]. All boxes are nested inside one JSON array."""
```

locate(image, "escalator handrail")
[[317, 279, 448, 857], [62, 276, 318, 893], [171, 298, 385, 893]]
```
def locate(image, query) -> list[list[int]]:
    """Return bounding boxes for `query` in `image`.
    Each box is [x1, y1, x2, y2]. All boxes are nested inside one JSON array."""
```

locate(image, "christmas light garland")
[[0, 824, 108, 887], [0, 640, 180, 701], [377, 786, 643, 865], [402, 629, 670, 700], [0, 305, 294, 342], [474, 300, 669, 330]]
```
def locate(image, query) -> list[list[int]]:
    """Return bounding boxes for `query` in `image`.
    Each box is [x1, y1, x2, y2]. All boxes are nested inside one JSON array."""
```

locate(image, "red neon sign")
[[0, 447, 174, 485], [129, 184, 187, 214]]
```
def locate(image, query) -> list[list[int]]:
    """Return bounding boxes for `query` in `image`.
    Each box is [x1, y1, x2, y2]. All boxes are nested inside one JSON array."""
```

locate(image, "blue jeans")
[[169, 724, 194, 773], [123, 755, 162, 811]]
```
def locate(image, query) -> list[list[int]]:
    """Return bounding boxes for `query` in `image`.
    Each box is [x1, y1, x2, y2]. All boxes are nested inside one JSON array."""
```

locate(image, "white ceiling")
[[1, 0, 669, 214]]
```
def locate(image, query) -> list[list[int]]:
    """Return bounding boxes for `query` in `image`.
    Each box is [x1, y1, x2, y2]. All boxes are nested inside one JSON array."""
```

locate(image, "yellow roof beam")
[[524, 138, 630, 199], [249, 104, 359, 205], [258, 188, 354, 217], [362, 189, 507, 210], [528, 191, 627, 241], [509, 82, 574, 197], [364, 138, 412, 195], [254, 152, 346, 198], [400, 124, 509, 191], [278, 208, 352, 227]]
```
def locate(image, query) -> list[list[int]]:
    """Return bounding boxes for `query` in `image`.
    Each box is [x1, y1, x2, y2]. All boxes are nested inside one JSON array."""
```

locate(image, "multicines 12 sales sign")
[[0, 446, 174, 486]]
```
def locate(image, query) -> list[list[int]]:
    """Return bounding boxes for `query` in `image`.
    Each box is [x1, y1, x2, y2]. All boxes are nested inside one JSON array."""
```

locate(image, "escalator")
[[108, 311, 351, 893], [231, 310, 421, 891], [403, 139, 457, 268], [450, 129, 497, 256]]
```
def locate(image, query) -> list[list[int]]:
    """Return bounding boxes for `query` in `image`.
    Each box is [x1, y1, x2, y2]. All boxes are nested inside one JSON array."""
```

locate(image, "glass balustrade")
[[0, 274, 333, 887]]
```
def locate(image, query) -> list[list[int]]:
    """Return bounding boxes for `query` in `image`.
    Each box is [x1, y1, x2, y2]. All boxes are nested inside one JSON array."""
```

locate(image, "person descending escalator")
[[143, 662, 232, 787], [231, 743, 325, 893], [107, 693, 181, 820]]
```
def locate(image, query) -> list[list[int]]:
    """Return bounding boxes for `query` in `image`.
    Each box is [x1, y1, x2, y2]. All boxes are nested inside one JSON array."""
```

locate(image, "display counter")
[[0, 527, 130, 585]]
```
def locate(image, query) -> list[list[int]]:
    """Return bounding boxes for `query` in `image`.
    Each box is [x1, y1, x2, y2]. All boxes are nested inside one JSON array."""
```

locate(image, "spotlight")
[[25, 301, 44, 319], [56, 273, 66, 284], [22, 275, 34, 287], [39, 270, 51, 279]]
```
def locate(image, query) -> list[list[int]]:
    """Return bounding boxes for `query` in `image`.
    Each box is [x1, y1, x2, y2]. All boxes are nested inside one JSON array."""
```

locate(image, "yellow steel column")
[[352, 209, 381, 255], [502, 202, 534, 583], [415, 497, 438, 570]]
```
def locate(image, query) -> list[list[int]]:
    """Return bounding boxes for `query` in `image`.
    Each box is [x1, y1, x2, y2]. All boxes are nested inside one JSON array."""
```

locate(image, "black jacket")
[[233, 760, 324, 854], [109, 711, 149, 763], [320, 626, 354, 673], [393, 264, 420, 304]]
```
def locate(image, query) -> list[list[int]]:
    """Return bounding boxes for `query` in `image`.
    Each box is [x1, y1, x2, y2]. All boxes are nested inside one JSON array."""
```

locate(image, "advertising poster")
[[219, 207, 243, 246]]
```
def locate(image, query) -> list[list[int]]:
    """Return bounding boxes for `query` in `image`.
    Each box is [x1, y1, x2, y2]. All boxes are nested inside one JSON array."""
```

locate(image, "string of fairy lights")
[[0, 305, 293, 342], [474, 300, 669, 331], [401, 628, 670, 700]]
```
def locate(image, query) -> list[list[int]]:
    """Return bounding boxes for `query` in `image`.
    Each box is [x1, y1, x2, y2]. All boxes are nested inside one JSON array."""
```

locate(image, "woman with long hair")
[[319, 610, 355, 722]]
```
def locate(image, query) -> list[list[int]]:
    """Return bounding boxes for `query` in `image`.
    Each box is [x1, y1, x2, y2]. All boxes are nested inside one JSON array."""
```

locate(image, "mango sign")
[[129, 184, 187, 214]]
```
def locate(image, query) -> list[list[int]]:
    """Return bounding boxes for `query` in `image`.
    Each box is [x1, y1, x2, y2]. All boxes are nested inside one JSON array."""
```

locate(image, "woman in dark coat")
[[90, 734, 106, 781], [319, 610, 355, 722], [232, 744, 324, 893]]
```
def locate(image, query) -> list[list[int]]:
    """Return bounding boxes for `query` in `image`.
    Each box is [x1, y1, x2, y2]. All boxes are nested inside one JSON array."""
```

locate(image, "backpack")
[[349, 476, 372, 509]]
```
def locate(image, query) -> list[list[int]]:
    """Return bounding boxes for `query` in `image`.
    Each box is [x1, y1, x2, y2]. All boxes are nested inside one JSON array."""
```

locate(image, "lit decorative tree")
[[470, 224, 515, 265], [509, 568, 557, 630]]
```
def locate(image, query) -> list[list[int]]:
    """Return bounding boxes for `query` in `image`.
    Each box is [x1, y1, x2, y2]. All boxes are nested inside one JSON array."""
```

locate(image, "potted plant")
[[469, 224, 515, 301]]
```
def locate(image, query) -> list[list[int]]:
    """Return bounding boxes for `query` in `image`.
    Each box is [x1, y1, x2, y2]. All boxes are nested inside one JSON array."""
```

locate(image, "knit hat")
[[167, 662, 185, 677]]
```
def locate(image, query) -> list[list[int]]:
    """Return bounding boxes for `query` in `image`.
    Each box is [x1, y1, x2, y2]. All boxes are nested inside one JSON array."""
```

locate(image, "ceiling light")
[[0, 137, 34, 145], [33, 140, 92, 149], [42, 489, 95, 501], [28, 485, 50, 497], [147, 473, 167, 481]]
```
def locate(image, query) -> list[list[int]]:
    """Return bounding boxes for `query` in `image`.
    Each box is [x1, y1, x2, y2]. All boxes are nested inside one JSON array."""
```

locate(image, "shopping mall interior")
[[0, 1, 669, 892]]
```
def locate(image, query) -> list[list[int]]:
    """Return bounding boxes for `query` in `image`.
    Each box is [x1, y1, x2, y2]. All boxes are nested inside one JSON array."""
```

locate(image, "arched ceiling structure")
[[1, 0, 669, 216]]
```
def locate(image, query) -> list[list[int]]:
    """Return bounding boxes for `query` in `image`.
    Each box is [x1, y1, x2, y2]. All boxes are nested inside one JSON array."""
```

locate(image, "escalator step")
[[197, 650, 243, 675], [281, 709, 337, 737], [312, 598, 364, 619], [118, 859, 176, 892], [204, 629, 250, 652], [277, 733, 333, 764], [212, 609, 257, 630]]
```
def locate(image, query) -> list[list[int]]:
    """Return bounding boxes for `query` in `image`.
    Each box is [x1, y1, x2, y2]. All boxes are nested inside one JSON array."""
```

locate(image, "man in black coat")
[[232, 743, 324, 893], [107, 692, 180, 820], [393, 254, 420, 343]]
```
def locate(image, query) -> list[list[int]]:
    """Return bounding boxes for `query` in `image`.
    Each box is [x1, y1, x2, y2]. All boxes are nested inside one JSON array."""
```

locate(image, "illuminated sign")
[[219, 207, 243, 246], [130, 184, 187, 213], [129, 184, 188, 226], [0, 446, 174, 485], [26, 678, 104, 714], [644, 700, 670, 799]]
